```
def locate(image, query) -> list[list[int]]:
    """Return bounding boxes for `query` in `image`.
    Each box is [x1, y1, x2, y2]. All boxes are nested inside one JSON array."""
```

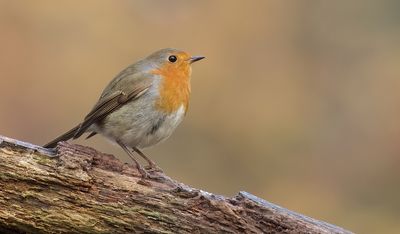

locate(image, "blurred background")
[[0, 1, 399, 233]]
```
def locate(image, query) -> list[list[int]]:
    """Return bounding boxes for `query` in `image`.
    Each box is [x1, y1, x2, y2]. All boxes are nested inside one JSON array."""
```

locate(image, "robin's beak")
[[189, 56, 205, 64]]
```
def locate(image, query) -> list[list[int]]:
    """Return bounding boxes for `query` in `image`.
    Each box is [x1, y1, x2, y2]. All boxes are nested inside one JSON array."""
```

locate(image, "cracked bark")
[[0, 135, 353, 234]]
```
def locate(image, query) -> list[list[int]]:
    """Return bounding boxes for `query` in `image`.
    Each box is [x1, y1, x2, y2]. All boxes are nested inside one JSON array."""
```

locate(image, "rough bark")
[[0, 135, 353, 234]]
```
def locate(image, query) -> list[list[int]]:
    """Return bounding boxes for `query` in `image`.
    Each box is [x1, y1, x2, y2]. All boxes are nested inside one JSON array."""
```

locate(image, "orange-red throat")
[[152, 52, 192, 114]]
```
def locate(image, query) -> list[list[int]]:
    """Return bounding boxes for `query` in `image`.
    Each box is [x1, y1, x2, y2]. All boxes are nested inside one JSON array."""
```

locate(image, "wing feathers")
[[73, 83, 151, 139]]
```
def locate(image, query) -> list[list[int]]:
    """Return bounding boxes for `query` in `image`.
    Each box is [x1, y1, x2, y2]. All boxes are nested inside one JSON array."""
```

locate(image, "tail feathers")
[[85, 131, 97, 139], [43, 125, 81, 148]]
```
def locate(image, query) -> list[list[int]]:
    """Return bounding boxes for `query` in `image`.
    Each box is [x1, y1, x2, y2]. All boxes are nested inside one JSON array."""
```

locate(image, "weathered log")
[[0, 135, 352, 233]]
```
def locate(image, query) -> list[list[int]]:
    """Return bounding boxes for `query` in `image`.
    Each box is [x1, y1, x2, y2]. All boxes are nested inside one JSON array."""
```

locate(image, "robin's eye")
[[168, 55, 177, 63]]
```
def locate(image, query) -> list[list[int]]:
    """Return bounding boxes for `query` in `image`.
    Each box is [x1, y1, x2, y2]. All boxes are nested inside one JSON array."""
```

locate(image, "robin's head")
[[146, 48, 204, 78], [146, 48, 204, 113]]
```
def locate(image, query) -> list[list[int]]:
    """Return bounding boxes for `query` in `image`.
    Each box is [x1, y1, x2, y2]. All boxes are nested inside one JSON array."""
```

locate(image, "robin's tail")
[[43, 125, 81, 148]]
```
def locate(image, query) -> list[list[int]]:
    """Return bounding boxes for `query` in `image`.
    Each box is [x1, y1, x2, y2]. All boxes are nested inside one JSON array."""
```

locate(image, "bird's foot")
[[145, 163, 164, 173], [135, 164, 165, 185], [137, 165, 150, 178]]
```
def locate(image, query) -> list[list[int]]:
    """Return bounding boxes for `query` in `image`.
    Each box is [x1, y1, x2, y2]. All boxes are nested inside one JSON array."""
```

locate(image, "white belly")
[[128, 104, 185, 148], [95, 103, 186, 149]]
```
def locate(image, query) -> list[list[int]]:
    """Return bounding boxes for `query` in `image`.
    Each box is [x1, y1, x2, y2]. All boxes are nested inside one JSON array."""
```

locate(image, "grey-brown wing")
[[73, 81, 151, 139]]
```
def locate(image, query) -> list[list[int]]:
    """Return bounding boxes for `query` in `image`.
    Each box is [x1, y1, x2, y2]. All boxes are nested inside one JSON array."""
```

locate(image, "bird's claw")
[[145, 164, 163, 173]]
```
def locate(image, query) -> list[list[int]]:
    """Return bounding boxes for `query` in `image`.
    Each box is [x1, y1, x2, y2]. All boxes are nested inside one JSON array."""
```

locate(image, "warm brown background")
[[0, 1, 399, 233]]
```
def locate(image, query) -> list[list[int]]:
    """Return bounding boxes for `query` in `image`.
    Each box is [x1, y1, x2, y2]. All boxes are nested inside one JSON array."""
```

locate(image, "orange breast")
[[152, 64, 191, 114]]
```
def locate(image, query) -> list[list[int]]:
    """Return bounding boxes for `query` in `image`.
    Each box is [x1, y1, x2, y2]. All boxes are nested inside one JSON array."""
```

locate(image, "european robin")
[[44, 48, 205, 178]]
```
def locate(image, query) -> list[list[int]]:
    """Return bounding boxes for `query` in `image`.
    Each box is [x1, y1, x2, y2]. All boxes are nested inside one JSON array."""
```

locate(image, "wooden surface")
[[0, 135, 353, 234]]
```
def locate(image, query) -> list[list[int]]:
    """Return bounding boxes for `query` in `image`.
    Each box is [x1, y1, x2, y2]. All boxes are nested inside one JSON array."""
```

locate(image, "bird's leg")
[[117, 140, 148, 179], [132, 147, 163, 172], [132, 147, 156, 168]]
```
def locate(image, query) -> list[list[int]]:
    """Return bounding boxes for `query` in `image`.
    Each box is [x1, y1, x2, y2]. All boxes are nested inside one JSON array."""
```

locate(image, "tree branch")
[[0, 135, 352, 234]]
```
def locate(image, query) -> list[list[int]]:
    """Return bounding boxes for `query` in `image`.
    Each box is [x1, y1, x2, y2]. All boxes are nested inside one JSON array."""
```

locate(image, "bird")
[[44, 48, 204, 178]]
